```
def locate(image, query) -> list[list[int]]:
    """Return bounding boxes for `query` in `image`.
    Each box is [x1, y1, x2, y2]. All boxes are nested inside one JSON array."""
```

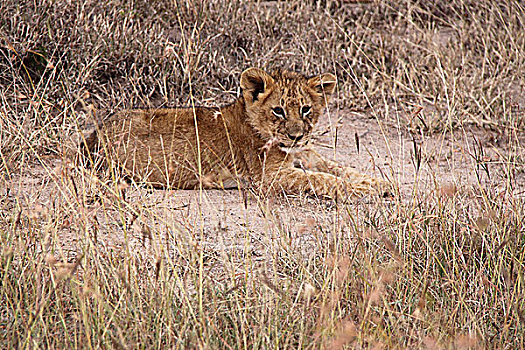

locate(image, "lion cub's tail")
[[80, 129, 99, 154], [77, 111, 112, 168], [76, 128, 100, 168]]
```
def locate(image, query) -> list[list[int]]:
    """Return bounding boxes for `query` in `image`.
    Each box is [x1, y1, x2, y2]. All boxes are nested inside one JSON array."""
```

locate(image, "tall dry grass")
[[1, 0, 524, 348]]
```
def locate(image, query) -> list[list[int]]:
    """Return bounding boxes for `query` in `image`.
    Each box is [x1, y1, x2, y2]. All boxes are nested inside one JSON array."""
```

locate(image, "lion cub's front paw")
[[351, 176, 395, 199], [370, 178, 395, 198]]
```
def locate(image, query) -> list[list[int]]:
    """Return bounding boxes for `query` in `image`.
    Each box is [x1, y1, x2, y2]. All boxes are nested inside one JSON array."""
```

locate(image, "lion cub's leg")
[[293, 149, 387, 191], [265, 166, 377, 200], [201, 168, 239, 189]]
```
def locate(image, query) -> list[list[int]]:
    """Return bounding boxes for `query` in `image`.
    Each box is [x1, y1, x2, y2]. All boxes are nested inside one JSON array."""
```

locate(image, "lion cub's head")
[[240, 68, 336, 151]]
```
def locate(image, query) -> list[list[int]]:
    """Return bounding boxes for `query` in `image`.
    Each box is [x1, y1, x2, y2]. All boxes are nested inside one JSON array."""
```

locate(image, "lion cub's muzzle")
[[278, 132, 310, 151]]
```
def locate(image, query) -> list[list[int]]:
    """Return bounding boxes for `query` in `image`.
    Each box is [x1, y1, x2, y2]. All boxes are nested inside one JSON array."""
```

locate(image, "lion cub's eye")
[[301, 106, 311, 117], [272, 107, 285, 119]]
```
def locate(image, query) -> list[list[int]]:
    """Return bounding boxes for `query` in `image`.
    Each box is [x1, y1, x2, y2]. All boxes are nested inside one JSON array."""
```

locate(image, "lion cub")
[[83, 68, 385, 199]]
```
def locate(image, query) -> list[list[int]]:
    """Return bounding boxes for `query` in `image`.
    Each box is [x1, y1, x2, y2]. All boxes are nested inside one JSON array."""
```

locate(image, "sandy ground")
[[5, 108, 524, 281]]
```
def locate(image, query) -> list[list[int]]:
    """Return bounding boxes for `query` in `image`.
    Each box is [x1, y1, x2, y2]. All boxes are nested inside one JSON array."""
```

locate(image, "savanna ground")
[[1, 0, 525, 348]]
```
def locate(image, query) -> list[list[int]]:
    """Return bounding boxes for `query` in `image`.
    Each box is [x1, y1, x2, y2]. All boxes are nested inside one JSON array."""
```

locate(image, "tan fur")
[[84, 68, 387, 200]]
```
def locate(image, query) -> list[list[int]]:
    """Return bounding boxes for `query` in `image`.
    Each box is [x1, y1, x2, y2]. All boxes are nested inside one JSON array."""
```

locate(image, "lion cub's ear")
[[240, 68, 275, 103], [308, 73, 337, 97]]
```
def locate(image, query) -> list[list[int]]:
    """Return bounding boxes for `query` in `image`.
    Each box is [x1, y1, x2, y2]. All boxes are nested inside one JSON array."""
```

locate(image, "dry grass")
[[1, 0, 525, 348]]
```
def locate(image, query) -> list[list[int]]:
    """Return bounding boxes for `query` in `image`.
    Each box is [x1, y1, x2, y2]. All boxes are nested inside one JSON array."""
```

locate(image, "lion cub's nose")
[[287, 133, 304, 141]]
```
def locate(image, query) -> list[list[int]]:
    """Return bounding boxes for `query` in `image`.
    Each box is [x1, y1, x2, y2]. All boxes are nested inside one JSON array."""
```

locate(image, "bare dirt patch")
[[8, 108, 524, 268]]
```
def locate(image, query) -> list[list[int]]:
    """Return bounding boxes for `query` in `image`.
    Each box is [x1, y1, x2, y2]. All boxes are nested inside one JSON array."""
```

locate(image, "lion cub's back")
[[100, 107, 221, 187]]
